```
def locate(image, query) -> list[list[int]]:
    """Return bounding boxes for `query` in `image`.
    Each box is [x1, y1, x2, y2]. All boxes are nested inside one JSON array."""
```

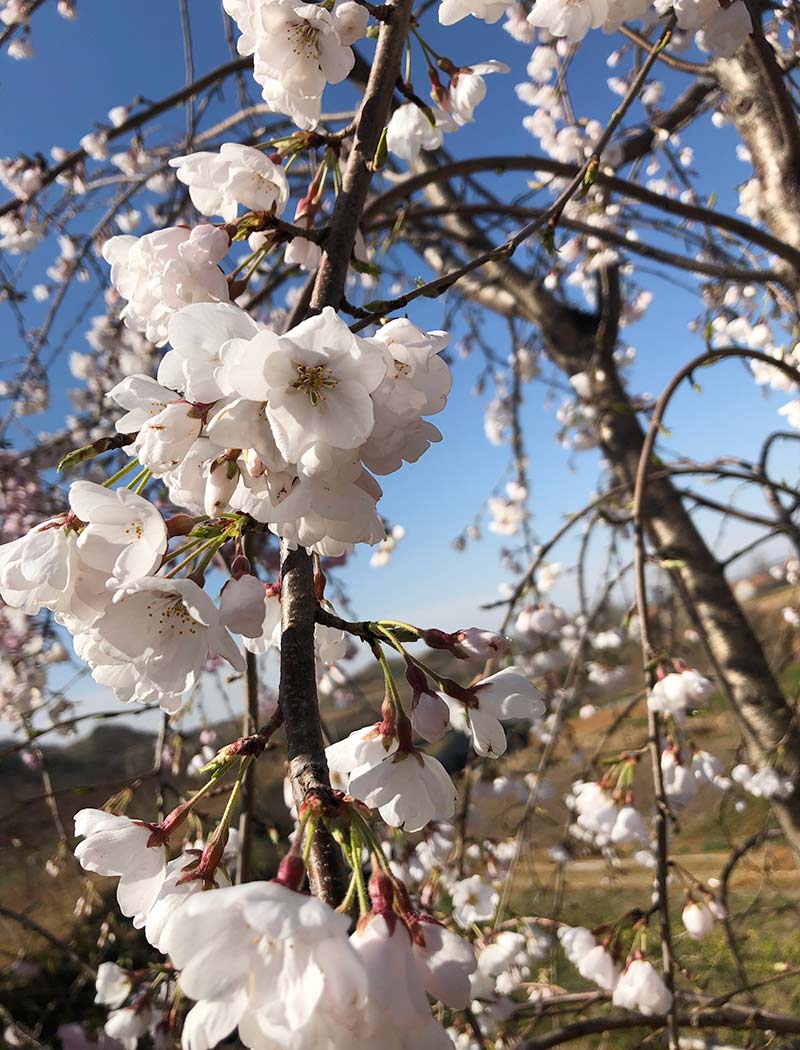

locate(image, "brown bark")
[[714, 27, 800, 267], [276, 0, 415, 904]]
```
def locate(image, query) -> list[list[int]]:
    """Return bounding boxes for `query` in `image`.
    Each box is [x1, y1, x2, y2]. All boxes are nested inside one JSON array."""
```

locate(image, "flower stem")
[[102, 458, 139, 488]]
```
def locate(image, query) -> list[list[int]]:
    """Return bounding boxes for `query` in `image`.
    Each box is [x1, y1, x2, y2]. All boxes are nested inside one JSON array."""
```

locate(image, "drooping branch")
[[406, 155, 800, 855], [363, 154, 800, 270]]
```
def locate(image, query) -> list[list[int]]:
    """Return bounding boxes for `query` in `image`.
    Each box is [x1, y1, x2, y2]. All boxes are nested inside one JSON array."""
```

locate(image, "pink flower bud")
[[274, 853, 306, 891]]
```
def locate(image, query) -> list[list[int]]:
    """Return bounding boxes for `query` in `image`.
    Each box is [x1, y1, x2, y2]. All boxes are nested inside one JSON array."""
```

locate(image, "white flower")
[[91, 577, 245, 704], [558, 926, 597, 966], [447, 62, 509, 126], [411, 689, 451, 743], [144, 851, 230, 952], [74, 809, 167, 922], [610, 805, 648, 846], [526, 0, 608, 40], [284, 231, 323, 272], [222, 306, 387, 468], [326, 721, 397, 772], [107, 374, 178, 432], [386, 104, 444, 162], [438, 0, 508, 26], [205, 397, 287, 473], [70, 482, 167, 584], [242, 584, 282, 654], [103, 225, 230, 346], [577, 944, 620, 992], [224, 0, 365, 130], [691, 749, 724, 787], [697, 0, 750, 56], [681, 900, 715, 940], [612, 958, 672, 1015], [104, 1006, 157, 1050], [349, 914, 454, 1045], [80, 131, 108, 161], [477, 932, 528, 977], [170, 143, 290, 223], [94, 962, 132, 1008], [411, 919, 477, 1009], [445, 666, 545, 758], [779, 399, 800, 429], [648, 668, 713, 723], [661, 750, 698, 806], [451, 628, 509, 661], [108, 105, 129, 126], [163, 438, 222, 515], [0, 519, 109, 626], [348, 749, 457, 832], [161, 880, 367, 1049], [358, 319, 451, 476], [240, 461, 385, 556], [218, 574, 267, 639], [572, 781, 618, 838], [451, 875, 498, 927], [159, 301, 264, 404], [132, 400, 204, 477]]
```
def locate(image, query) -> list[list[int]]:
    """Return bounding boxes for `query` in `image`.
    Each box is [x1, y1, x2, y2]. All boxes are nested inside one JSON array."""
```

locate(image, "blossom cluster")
[[73, 809, 478, 1050], [101, 302, 450, 554]]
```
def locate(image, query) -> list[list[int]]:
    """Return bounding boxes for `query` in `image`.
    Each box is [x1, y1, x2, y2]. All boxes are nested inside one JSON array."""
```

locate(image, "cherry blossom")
[[681, 900, 715, 940], [612, 958, 673, 1015], [161, 879, 367, 1049], [410, 918, 477, 1009], [648, 668, 714, 723], [91, 577, 245, 705], [411, 688, 451, 743], [349, 914, 454, 1048], [446, 61, 510, 126], [103, 225, 231, 346], [438, 0, 508, 26], [451, 875, 499, 927], [223, 306, 387, 467], [103, 1006, 158, 1050], [444, 666, 545, 758], [527, 0, 608, 41], [70, 482, 167, 584], [143, 852, 231, 952], [170, 143, 290, 223], [0, 518, 109, 625], [159, 302, 264, 404], [223, 0, 368, 129], [386, 104, 446, 163], [94, 962, 132, 1009], [348, 747, 457, 832], [74, 809, 167, 922]]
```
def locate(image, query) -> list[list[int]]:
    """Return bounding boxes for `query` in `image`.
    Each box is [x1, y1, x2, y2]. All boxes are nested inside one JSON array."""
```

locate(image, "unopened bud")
[[230, 553, 251, 580], [165, 514, 198, 538], [421, 628, 453, 652], [368, 866, 394, 915], [177, 827, 227, 887], [274, 852, 306, 891]]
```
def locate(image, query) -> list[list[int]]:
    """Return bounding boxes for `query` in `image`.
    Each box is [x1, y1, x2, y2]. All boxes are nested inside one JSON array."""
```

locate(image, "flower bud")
[[368, 867, 395, 917], [274, 852, 306, 891], [451, 627, 510, 660], [411, 690, 450, 743]]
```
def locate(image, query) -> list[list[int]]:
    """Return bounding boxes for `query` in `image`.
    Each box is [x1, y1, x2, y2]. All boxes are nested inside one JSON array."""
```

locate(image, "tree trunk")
[[409, 166, 800, 853]]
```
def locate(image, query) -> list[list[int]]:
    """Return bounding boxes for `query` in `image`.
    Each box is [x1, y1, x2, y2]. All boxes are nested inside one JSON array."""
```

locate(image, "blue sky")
[[1, 3, 796, 735]]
